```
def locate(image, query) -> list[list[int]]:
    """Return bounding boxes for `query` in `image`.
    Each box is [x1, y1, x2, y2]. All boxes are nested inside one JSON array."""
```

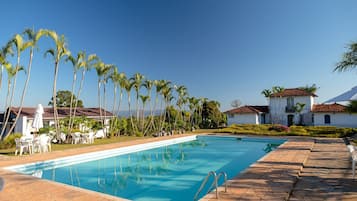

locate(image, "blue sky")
[[1, 0, 357, 111]]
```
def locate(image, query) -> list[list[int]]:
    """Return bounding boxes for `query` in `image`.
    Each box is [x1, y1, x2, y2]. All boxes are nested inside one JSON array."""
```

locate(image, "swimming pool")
[[6, 135, 285, 201]]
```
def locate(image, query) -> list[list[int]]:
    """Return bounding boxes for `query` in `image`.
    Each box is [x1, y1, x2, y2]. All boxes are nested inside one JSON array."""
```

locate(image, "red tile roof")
[[9, 107, 114, 119], [312, 103, 347, 113], [225, 105, 269, 114], [270, 88, 317, 97]]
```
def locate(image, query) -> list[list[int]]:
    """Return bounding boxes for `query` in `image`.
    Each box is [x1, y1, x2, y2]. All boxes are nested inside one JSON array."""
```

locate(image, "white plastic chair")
[[15, 138, 33, 156], [94, 129, 105, 139], [347, 145, 357, 178], [71, 132, 81, 144], [39, 134, 51, 152]]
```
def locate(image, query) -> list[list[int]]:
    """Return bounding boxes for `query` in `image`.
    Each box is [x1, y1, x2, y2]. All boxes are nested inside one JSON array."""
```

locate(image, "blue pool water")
[[12, 136, 285, 200]]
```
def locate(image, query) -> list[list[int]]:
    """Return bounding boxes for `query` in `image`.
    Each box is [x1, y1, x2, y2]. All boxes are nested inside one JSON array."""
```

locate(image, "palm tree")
[[66, 51, 85, 134], [0, 43, 14, 93], [117, 72, 127, 117], [94, 60, 114, 132], [160, 82, 173, 131], [70, 53, 98, 132], [335, 42, 357, 72], [7, 29, 48, 136], [109, 67, 120, 135], [1, 33, 32, 137], [174, 85, 188, 130], [142, 79, 153, 134], [130, 73, 144, 126], [44, 30, 71, 137], [139, 95, 150, 134], [123, 78, 135, 132], [300, 84, 318, 94]]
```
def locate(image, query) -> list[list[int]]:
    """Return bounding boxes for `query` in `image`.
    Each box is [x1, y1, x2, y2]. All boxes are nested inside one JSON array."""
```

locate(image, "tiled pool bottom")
[[4, 135, 285, 201]]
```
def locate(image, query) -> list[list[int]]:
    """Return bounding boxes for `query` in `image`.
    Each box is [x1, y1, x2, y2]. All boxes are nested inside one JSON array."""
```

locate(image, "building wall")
[[227, 113, 258, 125], [314, 113, 357, 128], [269, 96, 313, 125]]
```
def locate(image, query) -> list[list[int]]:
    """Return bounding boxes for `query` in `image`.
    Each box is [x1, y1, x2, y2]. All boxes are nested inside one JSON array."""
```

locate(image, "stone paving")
[[0, 135, 356, 201], [289, 138, 357, 201]]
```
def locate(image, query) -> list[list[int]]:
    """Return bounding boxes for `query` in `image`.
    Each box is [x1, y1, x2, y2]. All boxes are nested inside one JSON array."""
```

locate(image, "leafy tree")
[[347, 100, 357, 113], [201, 100, 226, 129], [230, 99, 241, 108], [48, 90, 83, 107]]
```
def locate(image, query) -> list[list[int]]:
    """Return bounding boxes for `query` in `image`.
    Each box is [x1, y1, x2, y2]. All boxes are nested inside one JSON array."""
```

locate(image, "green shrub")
[[135, 131, 143, 137], [0, 133, 22, 149]]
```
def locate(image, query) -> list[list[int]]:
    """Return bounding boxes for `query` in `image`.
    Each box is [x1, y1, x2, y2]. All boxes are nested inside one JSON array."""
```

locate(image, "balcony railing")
[[285, 106, 296, 113]]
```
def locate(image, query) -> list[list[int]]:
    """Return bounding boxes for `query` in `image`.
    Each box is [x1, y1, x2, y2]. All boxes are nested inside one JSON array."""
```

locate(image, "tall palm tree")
[[174, 85, 188, 129], [117, 72, 127, 118], [66, 51, 85, 133], [0, 43, 14, 93], [188, 96, 199, 127], [70, 53, 98, 132], [139, 95, 150, 134], [335, 42, 357, 72], [94, 60, 114, 131], [1, 33, 32, 137], [0, 64, 24, 138], [7, 29, 48, 136], [109, 67, 120, 134], [130, 73, 144, 125], [160, 81, 172, 131], [44, 30, 71, 137], [123, 78, 135, 132], [142, 79, 154, 134]]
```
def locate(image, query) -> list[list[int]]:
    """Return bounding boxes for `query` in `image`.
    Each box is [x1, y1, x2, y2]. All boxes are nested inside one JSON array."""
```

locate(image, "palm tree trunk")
[[68, 71, 76, 134], [1, 57, 20, 137], [70, 70, 86, 132], [103, 81, 107, 136], [98, 79, 103, 129], [0, 80, 12, 138], [53, 61, 60, 138], [7, 48, 34, 136], [110, 85, 117, 136], [127, 92, 135, 133]]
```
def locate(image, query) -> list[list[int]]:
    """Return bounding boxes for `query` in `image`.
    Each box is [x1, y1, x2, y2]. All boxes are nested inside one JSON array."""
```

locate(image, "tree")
[[44, 30, 71, 137], [130, 73, 144, 125], [6, 29, 48, 136], [230, 99, 241, 108], [347, 100, 357, 113], [299, 84, 318, 94], [261, 89, 272, 98], [48, 90, 83, 107], [334, 42, 357, 72], [294, 102, 306, 125], [201, 100, 226, 129]]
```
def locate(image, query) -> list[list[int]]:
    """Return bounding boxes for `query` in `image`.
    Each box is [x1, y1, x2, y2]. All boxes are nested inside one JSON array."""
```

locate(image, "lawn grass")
[[0, 135, 153, 156]]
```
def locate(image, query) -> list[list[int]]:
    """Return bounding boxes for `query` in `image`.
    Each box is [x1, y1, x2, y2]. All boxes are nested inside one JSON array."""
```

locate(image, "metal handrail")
[[193, 171, 227, 201]]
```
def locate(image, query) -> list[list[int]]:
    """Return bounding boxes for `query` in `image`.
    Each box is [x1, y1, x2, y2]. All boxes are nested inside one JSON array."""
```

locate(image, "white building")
[[1, 107, 114, 136], [225, 88, 357, 128]]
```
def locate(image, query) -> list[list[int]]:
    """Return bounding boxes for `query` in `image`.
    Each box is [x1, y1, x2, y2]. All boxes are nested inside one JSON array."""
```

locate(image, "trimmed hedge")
[[217, 124, 356, 138]]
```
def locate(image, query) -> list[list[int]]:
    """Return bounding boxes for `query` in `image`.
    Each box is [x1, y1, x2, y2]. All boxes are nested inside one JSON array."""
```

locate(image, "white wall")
[[269, 96, 313, 125], [314, 113, 357, 128], [227, 113, 258, 125]]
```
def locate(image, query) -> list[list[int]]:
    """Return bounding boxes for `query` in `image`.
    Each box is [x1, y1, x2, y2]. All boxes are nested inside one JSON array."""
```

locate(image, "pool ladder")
[[193, 171, 227, 201]]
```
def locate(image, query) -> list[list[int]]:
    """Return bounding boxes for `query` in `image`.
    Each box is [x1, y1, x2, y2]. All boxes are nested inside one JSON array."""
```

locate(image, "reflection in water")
[[46, 139, 208, 195], [263, 143, 280, 153]]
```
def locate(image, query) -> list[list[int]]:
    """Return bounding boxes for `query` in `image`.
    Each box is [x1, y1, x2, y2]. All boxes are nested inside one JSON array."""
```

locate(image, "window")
[[287, 97, 294, 108], [324, 115, 331, 124]]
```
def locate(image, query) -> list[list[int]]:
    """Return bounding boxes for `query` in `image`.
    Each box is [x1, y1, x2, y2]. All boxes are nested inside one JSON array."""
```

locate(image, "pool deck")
[[0, 134, 356, 201]]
